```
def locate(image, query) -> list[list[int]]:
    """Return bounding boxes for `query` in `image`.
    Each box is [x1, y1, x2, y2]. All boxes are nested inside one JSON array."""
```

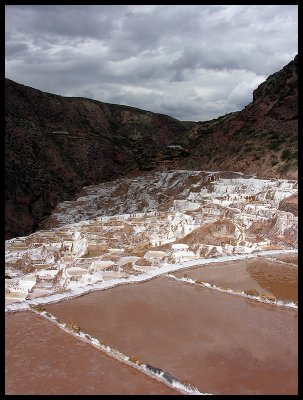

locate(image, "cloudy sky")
[[5, 5, 298, 121]]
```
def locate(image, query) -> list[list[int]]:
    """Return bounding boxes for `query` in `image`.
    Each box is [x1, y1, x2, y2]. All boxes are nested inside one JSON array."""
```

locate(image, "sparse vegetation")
[[128, 356, 142, 365], [281, 149, 292, 161], [30, 304, 46, 313], [260, 293, 277, 301], [267, 134, 287, 151], [65, 319, 81, 333], [277, 162, 292, 174], [244, 288, 259, 296]]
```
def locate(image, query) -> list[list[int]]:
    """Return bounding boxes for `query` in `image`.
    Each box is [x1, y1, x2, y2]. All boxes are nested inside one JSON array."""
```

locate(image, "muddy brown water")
[[174, 257, 298, 302], [5, 312, 180, 395], [45, 276, 298, 395]]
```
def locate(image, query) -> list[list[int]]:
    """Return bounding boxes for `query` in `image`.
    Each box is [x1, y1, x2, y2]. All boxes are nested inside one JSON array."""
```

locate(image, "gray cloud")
[[5, 42, 29, 59], [5, 5, 298, 121]]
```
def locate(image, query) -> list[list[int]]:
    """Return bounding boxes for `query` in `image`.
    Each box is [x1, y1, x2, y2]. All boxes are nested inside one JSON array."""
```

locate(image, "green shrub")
[[268, 141, 281, 150], [281, 149, 291, 160]]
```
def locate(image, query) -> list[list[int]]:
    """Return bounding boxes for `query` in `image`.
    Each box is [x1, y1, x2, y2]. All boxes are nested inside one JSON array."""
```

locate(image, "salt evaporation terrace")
[[5, 312, 180, 395], [5, 170, 298, 305], [5, 170, 298, 394], [172, 255, 298, 303], [45, 276, 298, 395]]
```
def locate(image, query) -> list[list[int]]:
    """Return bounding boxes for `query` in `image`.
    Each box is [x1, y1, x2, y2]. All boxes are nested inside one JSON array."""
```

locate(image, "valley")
[[5, 54, 298, 395], [5, 169, 298, 394]]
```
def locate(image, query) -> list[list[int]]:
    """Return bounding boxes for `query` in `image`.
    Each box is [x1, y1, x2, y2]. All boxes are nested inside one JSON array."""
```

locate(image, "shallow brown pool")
[[45, 276, 298, 395], [173, 256, 298, 302], [5, 311, 180, 395], [266, 253, 298, 265]]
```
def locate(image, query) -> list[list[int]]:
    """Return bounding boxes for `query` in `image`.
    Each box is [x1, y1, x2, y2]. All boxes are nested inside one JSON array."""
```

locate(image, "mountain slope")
[[5, 81, 193, 239], [5, 55, 297, 239], [178, 55, 298, 177]]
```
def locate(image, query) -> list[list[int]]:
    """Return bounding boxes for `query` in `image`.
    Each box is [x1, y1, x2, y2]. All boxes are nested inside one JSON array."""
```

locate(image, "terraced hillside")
[[5, 170, 297, 304], [5, 170, 297, 395], [5, 56, 297, 239]]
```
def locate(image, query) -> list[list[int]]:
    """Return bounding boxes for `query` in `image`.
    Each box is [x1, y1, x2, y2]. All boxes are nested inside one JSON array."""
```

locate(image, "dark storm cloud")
[[5, 5, 120, 40], [5, 42, 29, 59], [5, 5, 298, 121]]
